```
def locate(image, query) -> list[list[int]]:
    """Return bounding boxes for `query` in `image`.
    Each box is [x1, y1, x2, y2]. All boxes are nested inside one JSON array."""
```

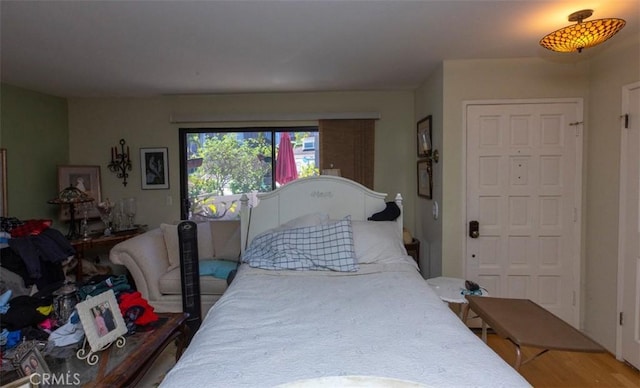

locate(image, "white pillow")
[[273, 212, 330, 232], [161, 222, 214, 271], [351, 221, 407, 264]]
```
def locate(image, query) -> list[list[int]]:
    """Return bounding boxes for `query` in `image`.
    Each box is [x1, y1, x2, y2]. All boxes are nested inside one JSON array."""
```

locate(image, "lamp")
[[48, 186, 94, 239], [540, 9, 626, 53], [108, 139, 132, 186]]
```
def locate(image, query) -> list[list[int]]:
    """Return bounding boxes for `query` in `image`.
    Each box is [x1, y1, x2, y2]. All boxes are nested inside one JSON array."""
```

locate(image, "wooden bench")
[[465, 296, 604, 370]]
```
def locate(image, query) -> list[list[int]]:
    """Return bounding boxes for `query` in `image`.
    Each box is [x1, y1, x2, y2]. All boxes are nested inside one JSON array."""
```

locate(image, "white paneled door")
[[465, 101, 582, 327], [618, 82, 640, 370]]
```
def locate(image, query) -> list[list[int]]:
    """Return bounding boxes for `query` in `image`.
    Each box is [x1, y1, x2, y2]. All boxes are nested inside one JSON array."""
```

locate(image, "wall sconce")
[[431, 149, 439, 163], [108, 139, 132, 186]]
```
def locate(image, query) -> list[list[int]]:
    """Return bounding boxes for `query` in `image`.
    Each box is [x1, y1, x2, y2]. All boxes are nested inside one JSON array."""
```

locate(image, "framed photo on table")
[[57, 165, 102, 220], [417, 115, 432, 158], [140, 147, 169, 190], [76, 290, 127, 353], [11, 340, 50, 379], [417, 160, 433, 199]]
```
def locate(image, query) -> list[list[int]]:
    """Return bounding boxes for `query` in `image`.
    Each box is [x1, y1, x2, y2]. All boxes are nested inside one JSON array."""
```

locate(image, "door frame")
[[461, 98, 584, 326], [616, 81, 640, 361]]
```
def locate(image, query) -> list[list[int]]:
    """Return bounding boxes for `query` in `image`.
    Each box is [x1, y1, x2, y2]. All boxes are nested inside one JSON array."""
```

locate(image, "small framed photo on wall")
[[417, 115, 432, 158], [140, 147, 169, 190], [417, 160, 433, 199], [1, 149, 7, 217]]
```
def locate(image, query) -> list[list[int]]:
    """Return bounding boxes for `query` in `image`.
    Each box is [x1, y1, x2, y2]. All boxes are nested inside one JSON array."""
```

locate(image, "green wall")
[[0, 83, 68, 223]]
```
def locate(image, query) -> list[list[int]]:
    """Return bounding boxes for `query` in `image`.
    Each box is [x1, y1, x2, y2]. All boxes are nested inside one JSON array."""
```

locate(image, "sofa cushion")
[[211, 221, 241, 260], [199, 259, 237, 280], [159, 267, 228, 296], [161, 222, 215, 271]]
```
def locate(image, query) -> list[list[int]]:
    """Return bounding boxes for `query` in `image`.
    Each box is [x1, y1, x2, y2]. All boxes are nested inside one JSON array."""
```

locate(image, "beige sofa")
[[109, 220, 240, 313]]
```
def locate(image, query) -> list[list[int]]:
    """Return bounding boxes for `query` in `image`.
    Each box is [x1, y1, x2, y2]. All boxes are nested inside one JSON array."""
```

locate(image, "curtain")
[[319, 119, 375, 189]]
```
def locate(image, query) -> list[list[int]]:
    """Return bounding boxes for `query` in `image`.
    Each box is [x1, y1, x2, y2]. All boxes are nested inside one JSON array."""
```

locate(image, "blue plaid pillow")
[[243, 217, 357, 272]]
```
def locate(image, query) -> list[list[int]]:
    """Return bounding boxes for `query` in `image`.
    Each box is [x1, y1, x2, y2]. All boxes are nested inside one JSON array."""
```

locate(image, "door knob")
[[469, 220, 479, 238]]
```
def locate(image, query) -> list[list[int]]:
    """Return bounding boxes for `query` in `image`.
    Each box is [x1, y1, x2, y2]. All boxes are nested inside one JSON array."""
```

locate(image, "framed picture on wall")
[[57, 165, 102, 220], [140, 147, 169, 190], [417, 115, 432, 158], [1, 149, 7, 217], [417, 160, 432, 199]]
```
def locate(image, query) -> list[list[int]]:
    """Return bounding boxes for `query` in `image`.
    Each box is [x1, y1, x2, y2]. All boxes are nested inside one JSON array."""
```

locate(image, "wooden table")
[[44, 313, 189, 387], [92, 313, 189, 387], [71, 229, 144, 280], [465, 296, 603, 370]]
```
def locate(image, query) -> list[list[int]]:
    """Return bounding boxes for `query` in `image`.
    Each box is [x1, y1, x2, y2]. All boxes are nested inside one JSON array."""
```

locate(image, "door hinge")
[[622, 114, 630, 129], [572, 291, 576, 306], [574, 208, 578, 222], [619, 312, 624, 326]]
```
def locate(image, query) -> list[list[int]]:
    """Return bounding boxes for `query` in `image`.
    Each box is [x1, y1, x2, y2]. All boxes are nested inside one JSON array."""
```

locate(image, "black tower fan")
[[178, 221, 201, 338]]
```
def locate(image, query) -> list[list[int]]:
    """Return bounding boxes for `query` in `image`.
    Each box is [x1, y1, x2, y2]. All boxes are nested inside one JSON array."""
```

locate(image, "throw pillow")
[[199, 259, 238, 280]]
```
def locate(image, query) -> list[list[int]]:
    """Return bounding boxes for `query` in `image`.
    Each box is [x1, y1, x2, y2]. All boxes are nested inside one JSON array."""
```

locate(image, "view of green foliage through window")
[[182, 128, 319, 220]]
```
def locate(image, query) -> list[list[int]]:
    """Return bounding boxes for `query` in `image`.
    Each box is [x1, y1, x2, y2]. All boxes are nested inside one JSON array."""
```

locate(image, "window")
[[179, 127, 318, 220]]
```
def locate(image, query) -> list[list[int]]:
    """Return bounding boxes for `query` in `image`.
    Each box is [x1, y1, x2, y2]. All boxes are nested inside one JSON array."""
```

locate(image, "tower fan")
[[178, 221, 201, 339]]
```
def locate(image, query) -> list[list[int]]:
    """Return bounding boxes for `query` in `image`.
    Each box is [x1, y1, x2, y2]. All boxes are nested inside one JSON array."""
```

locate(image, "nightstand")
[[404, 238, 420, 266]]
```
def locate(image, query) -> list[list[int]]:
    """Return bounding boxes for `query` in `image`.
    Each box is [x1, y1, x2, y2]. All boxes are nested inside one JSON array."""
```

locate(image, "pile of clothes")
[[0, 218, 70, 291], [0, 217, 159, 376], [1, 274, 159, 374]]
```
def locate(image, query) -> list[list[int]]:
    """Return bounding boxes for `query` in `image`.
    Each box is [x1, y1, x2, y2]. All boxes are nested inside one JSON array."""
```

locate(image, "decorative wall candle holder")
[[108, 139, 132, 186]]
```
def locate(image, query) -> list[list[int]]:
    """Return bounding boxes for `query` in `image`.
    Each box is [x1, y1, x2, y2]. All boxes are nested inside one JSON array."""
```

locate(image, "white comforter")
[[161, 261, 529, 387]]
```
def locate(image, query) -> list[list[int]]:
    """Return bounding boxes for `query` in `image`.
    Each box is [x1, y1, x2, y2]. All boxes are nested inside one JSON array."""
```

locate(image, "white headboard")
[[240, 176, 403, 251]]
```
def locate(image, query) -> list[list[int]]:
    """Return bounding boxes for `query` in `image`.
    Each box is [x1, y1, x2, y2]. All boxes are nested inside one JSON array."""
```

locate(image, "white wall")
[[414, 64, 444, 278], [440, 57, 590, 278], [68, 91, 415, 230], [584, 34, 640, 350], [416, 34, 639, 352]]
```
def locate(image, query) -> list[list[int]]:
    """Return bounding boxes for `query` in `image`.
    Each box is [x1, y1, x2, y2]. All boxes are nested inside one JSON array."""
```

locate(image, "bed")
[[160, 176, 529, 387]]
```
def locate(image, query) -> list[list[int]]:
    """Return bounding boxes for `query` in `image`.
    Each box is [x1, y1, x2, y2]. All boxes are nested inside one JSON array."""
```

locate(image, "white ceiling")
[[1, 0, 638, 98]]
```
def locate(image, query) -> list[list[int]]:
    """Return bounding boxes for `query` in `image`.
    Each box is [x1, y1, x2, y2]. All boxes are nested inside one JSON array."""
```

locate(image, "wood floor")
[[484, 334, 640, 387]]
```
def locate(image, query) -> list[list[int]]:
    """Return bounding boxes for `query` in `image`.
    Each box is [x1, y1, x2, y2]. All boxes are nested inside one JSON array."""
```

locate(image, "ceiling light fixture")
[[540, 9, 626, 53]]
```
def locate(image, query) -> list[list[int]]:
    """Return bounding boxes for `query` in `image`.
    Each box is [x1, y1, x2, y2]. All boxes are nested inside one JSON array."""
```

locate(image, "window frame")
[[178, 126, 318, 220]]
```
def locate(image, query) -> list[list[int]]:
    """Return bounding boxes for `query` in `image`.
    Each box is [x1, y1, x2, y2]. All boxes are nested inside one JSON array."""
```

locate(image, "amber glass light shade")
[[540, 10, 626, 53], [48, 186, 92, 204]]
